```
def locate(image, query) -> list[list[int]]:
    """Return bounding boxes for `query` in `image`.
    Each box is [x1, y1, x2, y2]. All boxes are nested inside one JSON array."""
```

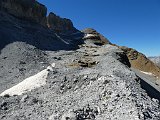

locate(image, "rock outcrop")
[[0, 0, 84, 52], [47, 12, 76, 33], [82, 28, 111, 45], [119, 46, 160, 77], [0, 0, 47, 25]]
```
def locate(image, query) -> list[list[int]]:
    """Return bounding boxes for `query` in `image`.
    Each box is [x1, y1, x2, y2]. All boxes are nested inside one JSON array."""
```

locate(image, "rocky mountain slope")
[[81, 28, 160, 78], [149, 56, 160, 67], [0, 0, 83, 52], [0, 0, 160, 120], [118, 46, 160, 77]]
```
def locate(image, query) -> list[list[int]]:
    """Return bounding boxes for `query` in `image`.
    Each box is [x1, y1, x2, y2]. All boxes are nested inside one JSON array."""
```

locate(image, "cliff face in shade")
[[82, 28, 111, 45], [0, 0, 78, 30], [0, 0, 84, 52], [0, 0, 47, 25], [119, 46, 160, 77], [47, 12, 77, 33]]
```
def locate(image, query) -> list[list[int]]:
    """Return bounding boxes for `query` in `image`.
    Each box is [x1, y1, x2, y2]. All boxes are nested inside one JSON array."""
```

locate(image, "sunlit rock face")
[[119, 46, 160, 77], [47, 12, 77, 33], [82, 28, 111, 45]]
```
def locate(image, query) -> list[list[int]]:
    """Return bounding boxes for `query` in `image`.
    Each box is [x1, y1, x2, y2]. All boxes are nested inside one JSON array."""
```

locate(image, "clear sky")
[[38, 0, 160, 56]]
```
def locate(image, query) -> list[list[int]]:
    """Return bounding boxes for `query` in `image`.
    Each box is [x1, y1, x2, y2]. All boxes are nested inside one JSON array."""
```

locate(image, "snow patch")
[[140, 71, 154, 76], [55, 33, 70, 45], [84, 34, 97, 39], [0, 63, 55, 96]]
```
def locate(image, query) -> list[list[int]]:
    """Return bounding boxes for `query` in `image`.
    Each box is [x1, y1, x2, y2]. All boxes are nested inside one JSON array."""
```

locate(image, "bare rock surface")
[[0, 0, 47, 25], [82, 28, 111, 45], [0, 1, 160, 120], [0, 10, 84, 52], [0, 44, 160, 120], [47, 12, 76, 33], [119, 46, 160, 77]]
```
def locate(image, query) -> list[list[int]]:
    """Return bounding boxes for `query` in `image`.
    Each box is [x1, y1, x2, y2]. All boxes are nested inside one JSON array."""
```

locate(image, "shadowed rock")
[[0, 0, 47, 25], [0, 0, 84, 52]]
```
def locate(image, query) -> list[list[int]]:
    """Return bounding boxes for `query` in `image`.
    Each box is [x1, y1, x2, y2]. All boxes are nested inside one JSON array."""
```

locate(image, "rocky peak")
[[47, 12, 76, 33], [82, 28, 111, 45], [0, 0, 78, 31], [0, 0, 47, 25]]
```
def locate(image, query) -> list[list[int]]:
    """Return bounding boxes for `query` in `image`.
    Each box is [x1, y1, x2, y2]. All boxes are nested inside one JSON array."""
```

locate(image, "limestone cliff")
[[47, 12, 76, 33]]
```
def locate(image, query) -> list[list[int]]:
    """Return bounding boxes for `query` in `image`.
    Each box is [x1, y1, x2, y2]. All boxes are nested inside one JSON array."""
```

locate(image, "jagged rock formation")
[[0, 0, 160, 120], [82, 28, 111, 45], [0, 0, 47, 25], [0, 0, 84, 52], [119, 46, 160, 77], [47, 12, 76, 33]]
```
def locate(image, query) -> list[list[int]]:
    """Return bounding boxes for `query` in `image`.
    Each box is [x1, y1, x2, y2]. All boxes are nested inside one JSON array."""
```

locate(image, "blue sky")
[[38, 0, 160, 56]]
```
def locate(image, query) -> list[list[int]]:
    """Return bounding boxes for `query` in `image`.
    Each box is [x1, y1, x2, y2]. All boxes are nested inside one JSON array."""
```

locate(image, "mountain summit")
[[0, 1, 160, 120]]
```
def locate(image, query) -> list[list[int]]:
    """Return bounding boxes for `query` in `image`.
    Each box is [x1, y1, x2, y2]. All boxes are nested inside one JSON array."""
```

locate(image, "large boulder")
[[82, 28, 111, 45], [0, 0, 47, 25], [47, 12, 76, 33]]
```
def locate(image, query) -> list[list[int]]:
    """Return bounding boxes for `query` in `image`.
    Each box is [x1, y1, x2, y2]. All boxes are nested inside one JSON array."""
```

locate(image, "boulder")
[[0, 0, 47, 25], [47, 12, 76, 33]]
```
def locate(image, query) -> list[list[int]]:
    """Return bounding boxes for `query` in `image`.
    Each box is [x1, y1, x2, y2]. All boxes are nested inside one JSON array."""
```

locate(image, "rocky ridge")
[[0, 44, 160, 120], [0, 0, 160, 120], [119, 46, 160, 77], [81, 28, 160, 78]]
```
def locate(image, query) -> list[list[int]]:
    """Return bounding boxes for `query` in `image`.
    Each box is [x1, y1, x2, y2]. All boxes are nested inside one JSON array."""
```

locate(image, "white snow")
[[55, 33, 70, 45], [0, 63, 55, 96], [140, 71, 154, 76], [84, 34, 97, 39]]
